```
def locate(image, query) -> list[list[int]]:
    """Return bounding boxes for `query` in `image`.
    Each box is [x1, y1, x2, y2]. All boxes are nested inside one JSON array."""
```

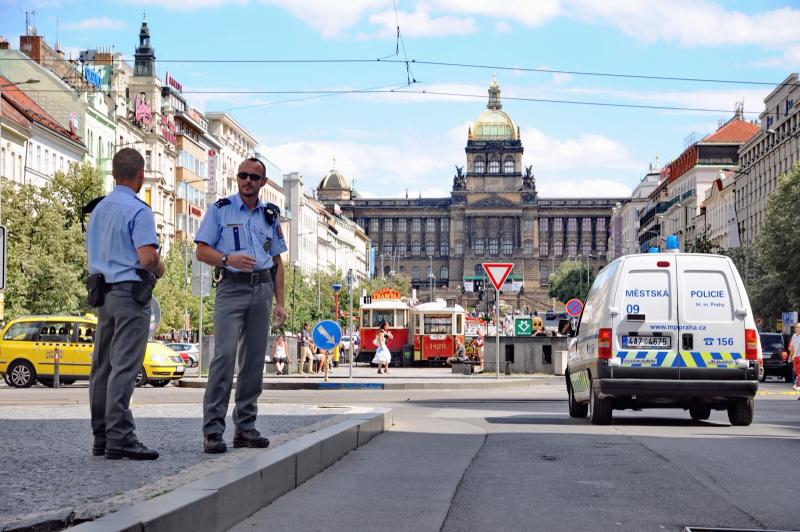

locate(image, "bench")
[[451, 361, 479, 375]]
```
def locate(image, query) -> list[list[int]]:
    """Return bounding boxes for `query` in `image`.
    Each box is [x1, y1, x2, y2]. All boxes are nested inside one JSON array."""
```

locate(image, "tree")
[[548, 259, 594, 303], [50, 161, 105, 228], [685, 228, 717, 254]]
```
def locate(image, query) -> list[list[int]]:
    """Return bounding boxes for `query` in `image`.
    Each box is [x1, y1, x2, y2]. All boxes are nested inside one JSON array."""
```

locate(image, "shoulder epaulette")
[[80, 196, 106, 233], [215, 198, 232, 208]]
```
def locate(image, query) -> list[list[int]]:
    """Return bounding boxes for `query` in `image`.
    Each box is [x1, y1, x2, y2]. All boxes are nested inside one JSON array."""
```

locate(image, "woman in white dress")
[[372, 321, 393, 374], [272, 335, 288, 375]]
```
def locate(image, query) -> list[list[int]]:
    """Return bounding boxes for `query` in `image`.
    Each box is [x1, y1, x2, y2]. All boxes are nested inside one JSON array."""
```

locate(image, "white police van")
[[566, 236, 759, 426]]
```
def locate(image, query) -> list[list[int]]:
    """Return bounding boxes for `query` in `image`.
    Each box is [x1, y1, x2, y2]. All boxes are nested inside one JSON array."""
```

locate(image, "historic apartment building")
[[317, 78, 625, 311]]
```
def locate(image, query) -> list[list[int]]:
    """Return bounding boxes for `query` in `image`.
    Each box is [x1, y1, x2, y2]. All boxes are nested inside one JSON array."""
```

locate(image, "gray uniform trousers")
[[203, 278, 273, 436], [89, 284, 151, 447]]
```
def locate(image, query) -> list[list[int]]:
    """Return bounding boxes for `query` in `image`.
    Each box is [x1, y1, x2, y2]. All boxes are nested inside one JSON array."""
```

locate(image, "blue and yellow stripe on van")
[[615, 351, 743, 368]]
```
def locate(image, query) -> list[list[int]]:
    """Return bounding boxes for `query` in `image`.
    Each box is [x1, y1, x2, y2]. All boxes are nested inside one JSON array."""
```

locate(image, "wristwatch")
[[220, 254, 229, 267]]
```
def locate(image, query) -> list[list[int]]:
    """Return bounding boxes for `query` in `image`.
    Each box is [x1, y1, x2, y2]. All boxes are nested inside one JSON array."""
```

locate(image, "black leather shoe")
[[105, 441, 159, 460], [233, 429, 270, 448], [92, 440, 105, 456], [204, 433, 227, 454]]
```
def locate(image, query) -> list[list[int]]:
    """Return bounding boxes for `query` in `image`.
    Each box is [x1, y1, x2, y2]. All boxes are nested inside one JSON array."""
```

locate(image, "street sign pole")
[[495, 286, 500, 380]]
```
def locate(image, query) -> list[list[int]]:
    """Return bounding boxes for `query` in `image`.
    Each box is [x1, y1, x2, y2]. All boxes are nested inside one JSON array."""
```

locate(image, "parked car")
[[544, 310, 556, 321], [165, 342, 199, 368], [0, 314, 185, 388], [341, 335, 360, 354], [759, 332, 791, 382]]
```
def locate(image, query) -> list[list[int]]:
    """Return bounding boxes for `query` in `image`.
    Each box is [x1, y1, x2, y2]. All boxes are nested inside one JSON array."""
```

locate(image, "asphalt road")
[[232, 381, 799, 532]]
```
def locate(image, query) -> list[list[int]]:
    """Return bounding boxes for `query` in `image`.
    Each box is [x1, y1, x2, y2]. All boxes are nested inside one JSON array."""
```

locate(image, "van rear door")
[[614, 256, 678, 378], [676, 255, 746, 378]]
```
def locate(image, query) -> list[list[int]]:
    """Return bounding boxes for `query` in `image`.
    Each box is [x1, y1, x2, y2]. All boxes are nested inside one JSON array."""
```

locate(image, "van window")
[[3, 321, 44, 341], [620, 269, 672, 321], [580, 261, 620, 333], [681, 270, 733, 323], [76, 323, 96, 344], [37, 321, 74, 343]]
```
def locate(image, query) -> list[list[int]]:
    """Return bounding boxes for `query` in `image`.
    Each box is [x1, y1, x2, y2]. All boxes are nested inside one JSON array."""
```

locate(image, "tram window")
[[395, 310, 408, 328], [456, 314, 464, 334], [372, 310, 395, 327], [424, 314, 452, 334], [362, 309, 370, 327]]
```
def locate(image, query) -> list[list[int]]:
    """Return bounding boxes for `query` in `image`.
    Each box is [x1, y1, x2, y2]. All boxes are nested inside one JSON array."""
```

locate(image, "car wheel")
[[134, 367, 147, 387], [150, 379, 169, 387], [8, 360, 36, 388], [727, 398, 754, 426], [689, 405, 711, 421], [589, 378, 612, 425], [567, 376, 588, 418]]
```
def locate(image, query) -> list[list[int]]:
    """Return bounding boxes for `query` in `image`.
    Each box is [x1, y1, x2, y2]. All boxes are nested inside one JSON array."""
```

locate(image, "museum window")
[[474, 159, 485, 173], [537, 241, 546, 256], [440, 219, 449, 232], [370, 219, 379, 233], [412, 241, 421, 256], [568, 241, 577, 257], [567, 218, 577, 231], [397, 242, 406, 257], [596, 218, 606, 232], [426, 218, 435, 232], [553, 217, 563, 231], [384, 219, 393, 231], [426, 241, 435, 256], [426, 265, 434, 278], [504, 160, 514, 174], [489, 239, 498, 255], [540, 266, 549, 284], [455, 242, 463, 255], [554, 241, 563, 256], [597, 241, 606, 254], [357, 218, 365, 229], [502, 238, 513, 255], [440, 266, 449, 281], [488, 160, 500, 174], [384, 241, 394, 255], [582, 218, 592, 232], [412, 266, 420, 280], [412, 218, 421, 232], [474, 239, 484, 255], [397, 218, 407, 232], [539, 218, 548, 232], [523, 240, 533, 256], [582, 241, 592, 256], [440, 242, 449, 256]]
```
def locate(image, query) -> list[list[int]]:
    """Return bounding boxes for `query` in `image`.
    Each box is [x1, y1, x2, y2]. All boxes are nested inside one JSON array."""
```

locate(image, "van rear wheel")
[[727, 398, 753, 426], [589, 379, 612, 425], [567, 377, 588, 418], [8, 360, 36, 388], [689, 405, 711, 421]]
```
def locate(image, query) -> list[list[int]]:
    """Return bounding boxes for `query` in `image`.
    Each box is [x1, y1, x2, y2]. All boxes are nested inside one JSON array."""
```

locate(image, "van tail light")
[[781, 351, 788, 361], [745, 329, 758, 360], [598, 328, 612, 359]]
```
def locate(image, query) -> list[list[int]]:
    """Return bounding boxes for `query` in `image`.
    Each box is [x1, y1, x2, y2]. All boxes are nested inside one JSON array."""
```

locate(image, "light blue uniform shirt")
[[86, 185, 159, 283], [194, 193, 287, 272]]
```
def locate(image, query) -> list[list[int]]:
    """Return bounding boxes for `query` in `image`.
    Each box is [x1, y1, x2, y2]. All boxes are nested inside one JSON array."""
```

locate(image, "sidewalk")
[[177, 366, 563, 390], [0, 403, 389, 532]]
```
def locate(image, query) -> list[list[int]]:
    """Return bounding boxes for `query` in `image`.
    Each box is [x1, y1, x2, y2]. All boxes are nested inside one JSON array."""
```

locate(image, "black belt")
[[220, 269, 273, 285], [105, 281, 137, 291]]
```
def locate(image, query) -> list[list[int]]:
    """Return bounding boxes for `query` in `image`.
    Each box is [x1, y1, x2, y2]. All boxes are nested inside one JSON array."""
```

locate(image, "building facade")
[[698, 170, 738, 250], [608, 164, 660, 259], [736, 73, 800, 245], [317, 79, 625, 311]]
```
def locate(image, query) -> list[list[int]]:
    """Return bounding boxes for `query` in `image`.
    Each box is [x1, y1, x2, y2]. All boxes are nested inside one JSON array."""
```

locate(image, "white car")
[[341, 335, 360, 353], [165, 343, 199, 368]]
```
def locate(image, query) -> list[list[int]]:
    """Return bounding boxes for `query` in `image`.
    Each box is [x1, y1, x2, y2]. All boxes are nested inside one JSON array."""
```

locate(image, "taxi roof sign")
[[482, 262, 514, 291]]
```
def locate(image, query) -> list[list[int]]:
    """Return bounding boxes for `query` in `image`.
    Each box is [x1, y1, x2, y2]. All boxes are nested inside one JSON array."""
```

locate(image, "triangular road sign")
[[482, 262, 514, 291]]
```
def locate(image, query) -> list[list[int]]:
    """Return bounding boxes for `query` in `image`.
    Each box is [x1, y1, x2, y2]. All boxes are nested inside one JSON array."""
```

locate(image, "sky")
[[1, 0, 799, 199]]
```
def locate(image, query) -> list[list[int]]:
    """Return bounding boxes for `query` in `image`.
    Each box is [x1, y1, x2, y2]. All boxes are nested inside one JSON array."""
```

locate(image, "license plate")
[[176, 365, 185, 372], [622, 336, 670, 348]]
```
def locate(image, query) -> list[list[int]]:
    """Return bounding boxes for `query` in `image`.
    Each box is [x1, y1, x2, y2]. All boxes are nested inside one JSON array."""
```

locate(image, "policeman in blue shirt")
[[86, 148, 164, 461], [195, 157, 287, 453]]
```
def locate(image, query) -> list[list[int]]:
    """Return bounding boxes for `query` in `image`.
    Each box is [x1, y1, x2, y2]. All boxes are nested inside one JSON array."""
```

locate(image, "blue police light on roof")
[[648, 247, 660, 253], [665, 235, 680, 251]]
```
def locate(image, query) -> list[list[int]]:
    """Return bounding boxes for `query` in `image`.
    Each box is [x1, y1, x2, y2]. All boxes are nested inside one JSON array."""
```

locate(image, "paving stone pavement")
[[0, 403, 352, 528]]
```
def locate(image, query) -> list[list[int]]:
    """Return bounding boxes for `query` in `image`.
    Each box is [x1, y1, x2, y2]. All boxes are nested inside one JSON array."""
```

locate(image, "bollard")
[[53, 347, 61, 389], [504, 360, 512, 375]]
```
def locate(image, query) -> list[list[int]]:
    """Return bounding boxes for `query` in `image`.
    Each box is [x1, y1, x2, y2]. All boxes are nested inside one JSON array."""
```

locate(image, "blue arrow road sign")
[[312, 320, 343, 351]]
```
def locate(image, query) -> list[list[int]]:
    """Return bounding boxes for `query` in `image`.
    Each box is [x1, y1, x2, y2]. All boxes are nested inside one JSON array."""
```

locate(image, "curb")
[[177, 378, 556, 391], [64, 409, 392, 532]]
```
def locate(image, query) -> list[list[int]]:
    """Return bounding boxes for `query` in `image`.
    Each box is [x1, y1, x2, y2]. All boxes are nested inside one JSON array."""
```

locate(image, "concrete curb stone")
[[67, 409, 390, 532]]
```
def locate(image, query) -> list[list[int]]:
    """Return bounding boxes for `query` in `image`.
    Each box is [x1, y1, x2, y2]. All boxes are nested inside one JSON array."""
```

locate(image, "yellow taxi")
[[0, 314, 185, 388]]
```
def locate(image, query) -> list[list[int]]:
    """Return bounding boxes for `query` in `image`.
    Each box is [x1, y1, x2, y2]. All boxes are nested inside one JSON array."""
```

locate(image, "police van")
[[566, 237, 759, 426]]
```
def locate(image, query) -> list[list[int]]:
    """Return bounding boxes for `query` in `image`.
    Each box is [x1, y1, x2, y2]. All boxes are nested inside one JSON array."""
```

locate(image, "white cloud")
[[494, 21, 512, 33], [431, 0, 562, 27], [537, 178, 632, 198], [63, 17, 126, 31], [367, 8, 475, 38], [263, 0, 390, 38]]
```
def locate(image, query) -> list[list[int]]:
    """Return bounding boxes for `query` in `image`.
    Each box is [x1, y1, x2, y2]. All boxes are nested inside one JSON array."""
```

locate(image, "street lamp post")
[[0, 78, 39, 225], [345, 269, 355, 378], [427, 255, 434, 301], [290, 260, 299, 333]]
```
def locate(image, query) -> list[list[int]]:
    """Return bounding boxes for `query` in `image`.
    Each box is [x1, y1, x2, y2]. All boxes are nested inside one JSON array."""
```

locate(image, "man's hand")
[[272, 304, 287, 327], [155, 259, 166, 279], [227, 254, 257, 272]]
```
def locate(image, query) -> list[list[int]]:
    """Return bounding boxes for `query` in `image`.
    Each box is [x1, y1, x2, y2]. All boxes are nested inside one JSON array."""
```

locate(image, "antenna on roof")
[[24, 10, 36, 36]]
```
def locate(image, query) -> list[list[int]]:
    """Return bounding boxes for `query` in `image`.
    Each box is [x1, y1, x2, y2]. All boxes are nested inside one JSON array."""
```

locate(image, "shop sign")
[[165, 72, 183, 93], [371, 288, 402, 300], [160, 115, 177, 145], [134, 94, 151, 127], [83, 67, 101, 88]]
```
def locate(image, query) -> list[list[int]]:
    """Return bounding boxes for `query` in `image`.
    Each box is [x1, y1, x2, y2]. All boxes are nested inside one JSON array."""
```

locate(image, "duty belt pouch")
[[86, 274, 106, 307], [132, 269, 157, 305]]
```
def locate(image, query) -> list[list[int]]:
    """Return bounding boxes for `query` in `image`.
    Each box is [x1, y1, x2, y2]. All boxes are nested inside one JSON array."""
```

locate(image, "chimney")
[[0, 36, 8, 49], [20, 34, 44, 63]]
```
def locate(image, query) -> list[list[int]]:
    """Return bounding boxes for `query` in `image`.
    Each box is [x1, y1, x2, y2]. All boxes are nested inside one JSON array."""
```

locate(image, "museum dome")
[[469, 76, 518, 142], [318, 165, 350, 191]]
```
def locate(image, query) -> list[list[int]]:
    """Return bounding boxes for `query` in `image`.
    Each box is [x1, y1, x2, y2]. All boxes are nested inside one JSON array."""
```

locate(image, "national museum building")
[[317, 78, 626, 311]]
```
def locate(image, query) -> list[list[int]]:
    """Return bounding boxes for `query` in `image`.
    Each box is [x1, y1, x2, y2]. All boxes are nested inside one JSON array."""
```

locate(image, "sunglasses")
[[237, 171, 264, 182]]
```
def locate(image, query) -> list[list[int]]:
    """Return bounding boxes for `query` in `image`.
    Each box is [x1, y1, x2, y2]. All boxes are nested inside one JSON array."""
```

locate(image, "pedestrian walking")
[[86, 148, 165, 461], [272, 335, 288, 375], [299, 322, 314, 374], [195, 157, 287, 454], [372, 321, 393, 374], [789, 323, 800, 391]]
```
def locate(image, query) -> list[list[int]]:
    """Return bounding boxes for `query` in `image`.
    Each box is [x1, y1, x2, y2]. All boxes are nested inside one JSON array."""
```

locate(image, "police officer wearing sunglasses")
[[195, 157, 287, 453]]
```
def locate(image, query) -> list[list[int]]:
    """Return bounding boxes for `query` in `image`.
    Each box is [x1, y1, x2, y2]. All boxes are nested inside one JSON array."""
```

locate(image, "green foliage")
[[685, 228, 717, 254], [548, 260, 595, 303], [1, 162, 103, 320]]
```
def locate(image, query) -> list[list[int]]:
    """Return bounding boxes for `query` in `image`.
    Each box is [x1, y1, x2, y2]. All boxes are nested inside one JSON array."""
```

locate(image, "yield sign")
[[482, 262, 514, 291]]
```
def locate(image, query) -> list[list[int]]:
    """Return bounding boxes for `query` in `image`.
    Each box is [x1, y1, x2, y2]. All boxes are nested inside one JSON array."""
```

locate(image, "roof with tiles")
[[0, 75, 84, 145], [702, 118, 760, 143]]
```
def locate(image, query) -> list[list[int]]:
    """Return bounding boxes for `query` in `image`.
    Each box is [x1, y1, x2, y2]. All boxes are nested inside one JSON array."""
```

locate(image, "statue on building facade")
[[453, 165, 467, 189], [523, 164, 535, 189]]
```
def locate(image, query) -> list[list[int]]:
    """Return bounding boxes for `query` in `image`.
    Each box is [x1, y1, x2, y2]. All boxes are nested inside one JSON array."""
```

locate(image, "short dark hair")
[[112, 148, 144, 181], [245, 157, 267, 177]]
